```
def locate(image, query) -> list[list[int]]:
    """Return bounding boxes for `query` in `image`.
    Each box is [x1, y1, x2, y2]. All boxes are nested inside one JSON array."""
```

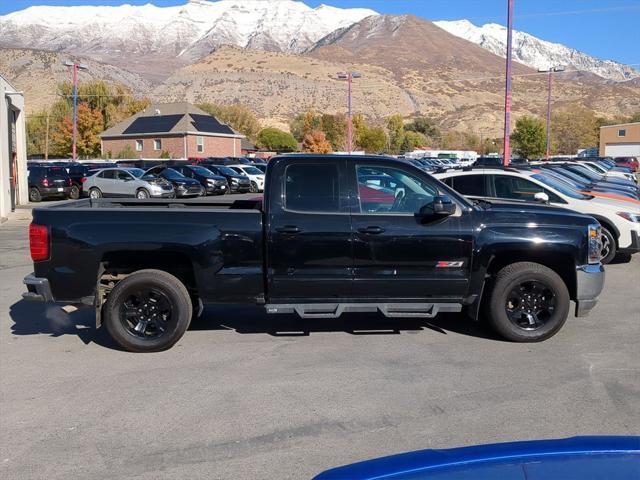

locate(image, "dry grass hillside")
[[0, 48, 151, 112]]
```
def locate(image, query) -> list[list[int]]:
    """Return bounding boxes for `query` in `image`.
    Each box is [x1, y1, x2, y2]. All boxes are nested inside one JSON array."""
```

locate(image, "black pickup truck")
[[23, 155, 605, 352]]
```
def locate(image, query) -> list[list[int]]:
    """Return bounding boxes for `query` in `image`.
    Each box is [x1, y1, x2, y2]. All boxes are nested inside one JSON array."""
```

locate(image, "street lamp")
[[502, 0, 514, 166], [336, 71, 362, 154], [538, 65, 565, 160], [63, 61, 88, 161]]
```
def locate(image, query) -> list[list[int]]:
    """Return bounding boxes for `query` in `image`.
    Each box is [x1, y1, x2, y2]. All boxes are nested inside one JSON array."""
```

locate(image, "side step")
[[264, 303, 462, 319]]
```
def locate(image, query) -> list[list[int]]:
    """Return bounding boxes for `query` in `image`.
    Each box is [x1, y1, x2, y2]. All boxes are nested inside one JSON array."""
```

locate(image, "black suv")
[[171, 165, 229, 195], [145, 166, 204, 198], [199, 163, 251, 193], [27, 165, 73, 202]]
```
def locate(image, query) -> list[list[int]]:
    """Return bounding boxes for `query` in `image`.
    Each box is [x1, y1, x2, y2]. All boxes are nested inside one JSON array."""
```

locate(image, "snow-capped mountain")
[[434, 19, 639, 82], [0, 0, 377, 63]]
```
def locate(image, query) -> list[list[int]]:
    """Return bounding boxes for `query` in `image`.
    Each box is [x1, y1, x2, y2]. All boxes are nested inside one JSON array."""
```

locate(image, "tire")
[[599, 227, 617, 265], [103, 269, 192, 352], [136, 188, 150, 199], [69, 184, 80, 200], [250, 181, 258, 193], [484, 262, 570, 342], [29, 187, 42, 203], [89, 187, 102, 199]]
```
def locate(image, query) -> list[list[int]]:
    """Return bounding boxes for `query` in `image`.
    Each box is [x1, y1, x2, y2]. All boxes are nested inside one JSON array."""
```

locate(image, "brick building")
[[100, 102, 244, 159]]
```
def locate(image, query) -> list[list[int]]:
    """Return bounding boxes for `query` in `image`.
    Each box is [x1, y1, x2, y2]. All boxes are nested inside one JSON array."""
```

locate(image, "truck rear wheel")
[[103, 269, 192, 352], [485, 262, 570, 342]]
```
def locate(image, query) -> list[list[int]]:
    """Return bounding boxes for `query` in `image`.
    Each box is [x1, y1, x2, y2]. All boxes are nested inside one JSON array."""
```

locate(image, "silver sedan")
[[83, 168, 175, 199]]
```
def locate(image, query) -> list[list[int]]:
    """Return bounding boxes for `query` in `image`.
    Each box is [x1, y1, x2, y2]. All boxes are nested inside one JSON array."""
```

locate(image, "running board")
[[264, 303, 462, 319]]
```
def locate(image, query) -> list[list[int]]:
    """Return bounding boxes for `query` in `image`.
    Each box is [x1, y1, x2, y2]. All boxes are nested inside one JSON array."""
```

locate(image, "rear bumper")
[[39, 187, 71, 197], [574, 264, 605, 317], [619, 230, 640, 254], [22, 273, 54, 302]]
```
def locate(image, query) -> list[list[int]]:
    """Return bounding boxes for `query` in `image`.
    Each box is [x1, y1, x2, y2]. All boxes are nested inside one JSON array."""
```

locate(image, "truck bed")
[[30, 198, 264, 304]]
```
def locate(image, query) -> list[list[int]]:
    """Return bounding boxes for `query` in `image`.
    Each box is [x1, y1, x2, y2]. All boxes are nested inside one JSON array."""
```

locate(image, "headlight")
[[588, 224, 602, 264], [231, 178, 239, 184], [617, 212, 640, 223]]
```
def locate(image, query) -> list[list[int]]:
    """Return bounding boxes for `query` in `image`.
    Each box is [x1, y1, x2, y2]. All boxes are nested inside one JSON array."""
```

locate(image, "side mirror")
[[534, 192, 549, 204], [419, 195, 456, 218]]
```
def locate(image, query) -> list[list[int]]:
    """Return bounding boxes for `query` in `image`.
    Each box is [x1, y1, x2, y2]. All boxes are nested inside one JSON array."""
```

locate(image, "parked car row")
[[26, 156, 268, 201]]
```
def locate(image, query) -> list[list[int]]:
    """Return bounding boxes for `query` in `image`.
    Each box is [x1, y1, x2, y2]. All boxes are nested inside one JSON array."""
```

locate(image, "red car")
[[614, 156, 639, 172]]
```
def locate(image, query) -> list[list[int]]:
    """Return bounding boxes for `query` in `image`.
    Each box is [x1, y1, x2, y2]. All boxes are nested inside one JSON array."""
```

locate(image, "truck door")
[[348, 162, 474, 300], [266, 158, 353, 299]]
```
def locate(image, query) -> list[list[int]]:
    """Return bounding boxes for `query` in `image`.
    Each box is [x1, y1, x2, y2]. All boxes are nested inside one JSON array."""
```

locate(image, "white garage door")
[[605, 143, 640, 157]]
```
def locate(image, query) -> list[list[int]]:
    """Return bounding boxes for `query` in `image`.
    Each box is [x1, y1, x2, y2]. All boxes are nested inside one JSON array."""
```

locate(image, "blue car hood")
[[313, 436, 639, 480]]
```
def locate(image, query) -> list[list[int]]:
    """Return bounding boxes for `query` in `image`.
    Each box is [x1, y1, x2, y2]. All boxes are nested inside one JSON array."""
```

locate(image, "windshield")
[[241, 166, 263, 175], [531, 173, 592, 200], [568, 165, 603, 181], [126, 168, 146, 178], [162, 168, 186, 180], [190, 166, 217, 177], [541, 168, 589, 189], [217, 166, 239, 176]]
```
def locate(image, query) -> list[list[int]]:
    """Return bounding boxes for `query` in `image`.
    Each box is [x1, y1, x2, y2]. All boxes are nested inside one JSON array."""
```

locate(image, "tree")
[[257, 127, 298, 152], [50, 103, 104, 157], [320, 113, 346, 150], [386, 114, 405, 154], [302, 130, 332, 153], [198, 102, 261, 141], [405, 116, 441, 144], [510, 115, 546, 159], [551, 105, 598, 154], [441, 131, 480, 150], [26, 110, 49, 157], [358, 127, 387, 153], [401, 131, 428, 152], [290, 111, 321, 141]]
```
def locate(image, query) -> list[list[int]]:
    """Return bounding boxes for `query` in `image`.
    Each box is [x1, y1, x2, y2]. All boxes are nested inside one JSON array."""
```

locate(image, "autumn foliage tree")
[[50, 103, 104, 157], [551, 105, 599, 154], [302, 130, 332, 153]]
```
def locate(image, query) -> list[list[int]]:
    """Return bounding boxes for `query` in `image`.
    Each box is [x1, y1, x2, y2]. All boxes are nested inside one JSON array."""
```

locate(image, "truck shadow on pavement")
[[9, 299, 123, 350], [8, 300, 501, 351], [192, 305, 501, 341]]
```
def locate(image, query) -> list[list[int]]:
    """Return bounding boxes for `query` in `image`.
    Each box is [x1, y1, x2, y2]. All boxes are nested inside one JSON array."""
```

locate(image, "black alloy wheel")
[[120, 288, 172, 339], [505, 281, 556, 330]]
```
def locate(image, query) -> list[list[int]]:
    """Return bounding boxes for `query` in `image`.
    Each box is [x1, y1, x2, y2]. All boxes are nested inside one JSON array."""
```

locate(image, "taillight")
[[68, 178, 72, 186], [29, 223, 49, 261], [42, 178, 49, 187], [80, 177, 87, 183]]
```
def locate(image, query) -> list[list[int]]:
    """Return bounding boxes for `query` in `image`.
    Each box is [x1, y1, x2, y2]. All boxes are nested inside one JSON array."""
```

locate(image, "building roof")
[[600, 122, 640, 129], [100, 102, 243, 138], [241, 137, 257, 151]]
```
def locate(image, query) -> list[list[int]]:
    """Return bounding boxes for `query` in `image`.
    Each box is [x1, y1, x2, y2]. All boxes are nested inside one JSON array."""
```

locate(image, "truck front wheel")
[[485, 262, 570, 342], [103, 269, 192, 352]]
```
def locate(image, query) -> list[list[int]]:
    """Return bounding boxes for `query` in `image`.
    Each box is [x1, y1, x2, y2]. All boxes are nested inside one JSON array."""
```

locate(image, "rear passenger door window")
[[451, 175, 487, 197], [284, 163, 341, 213]]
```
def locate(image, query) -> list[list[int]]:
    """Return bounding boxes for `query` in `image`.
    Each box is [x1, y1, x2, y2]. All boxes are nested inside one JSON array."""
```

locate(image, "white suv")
[[228, 164, 265, 193], [435, 168, 640, 264]]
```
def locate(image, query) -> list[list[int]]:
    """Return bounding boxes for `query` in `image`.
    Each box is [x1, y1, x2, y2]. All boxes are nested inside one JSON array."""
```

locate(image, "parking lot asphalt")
[[1, 204, 639, 479]]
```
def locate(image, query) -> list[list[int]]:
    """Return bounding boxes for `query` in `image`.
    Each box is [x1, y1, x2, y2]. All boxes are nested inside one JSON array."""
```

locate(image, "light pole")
[[538, 65, 565, 160], [337, 71, 361, 154], [502, 0, 514, 166], [63, 61, 88, 160]]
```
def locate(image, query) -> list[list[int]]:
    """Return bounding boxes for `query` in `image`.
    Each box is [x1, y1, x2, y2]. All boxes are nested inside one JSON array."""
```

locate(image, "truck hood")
[[480, 202, 596, 228]]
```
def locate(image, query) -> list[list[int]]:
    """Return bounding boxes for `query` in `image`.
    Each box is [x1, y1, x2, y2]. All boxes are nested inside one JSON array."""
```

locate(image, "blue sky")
[[2, 0, 638, 65]]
